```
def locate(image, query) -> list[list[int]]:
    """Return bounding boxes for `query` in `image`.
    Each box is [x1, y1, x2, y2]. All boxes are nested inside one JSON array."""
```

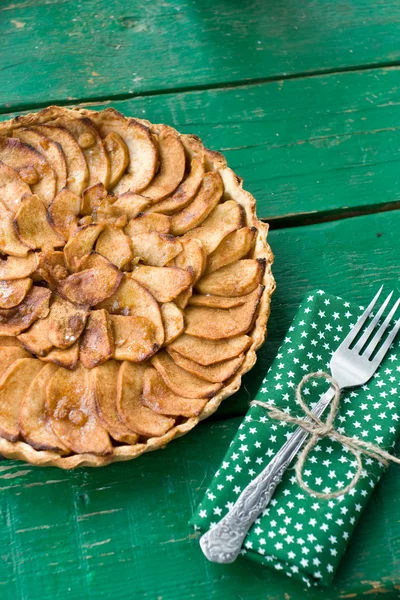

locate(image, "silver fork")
[[200, 287, 400, 564]]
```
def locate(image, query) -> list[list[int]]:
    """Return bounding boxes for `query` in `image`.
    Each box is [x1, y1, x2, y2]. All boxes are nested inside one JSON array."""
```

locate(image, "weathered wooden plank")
[[2, 0, 400, 110], [3, 68, 400, 221], [0, 420, 399, 600]]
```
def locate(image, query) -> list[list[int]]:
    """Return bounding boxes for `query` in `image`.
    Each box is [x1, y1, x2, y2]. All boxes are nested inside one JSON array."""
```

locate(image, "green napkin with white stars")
[[191, 290, 400, 587]]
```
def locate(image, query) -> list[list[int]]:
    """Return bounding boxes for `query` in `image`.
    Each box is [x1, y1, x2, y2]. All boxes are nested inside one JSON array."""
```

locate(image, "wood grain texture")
[[0, 421, 398, 600], [2, 0, 400, 111]]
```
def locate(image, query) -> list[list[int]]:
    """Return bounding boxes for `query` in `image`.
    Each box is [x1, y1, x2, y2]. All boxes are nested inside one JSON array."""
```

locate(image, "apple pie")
[[0, 106, 274, 468]]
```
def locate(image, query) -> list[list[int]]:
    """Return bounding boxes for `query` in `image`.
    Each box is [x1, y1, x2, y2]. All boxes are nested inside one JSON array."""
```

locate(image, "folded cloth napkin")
[[191, 290, 400, 587]]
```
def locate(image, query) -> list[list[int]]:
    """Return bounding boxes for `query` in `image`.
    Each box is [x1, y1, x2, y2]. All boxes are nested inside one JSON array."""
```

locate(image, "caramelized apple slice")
[[103, 131, 129, 188], [117, 361, 175, 437], [184, 200, 244, 254], [41, 342, 79, 370], [149, 135, 205, 214], [63, 223, 104, 271], [168, 349, 244, 383], [95, 225, 133, 269], [59, 257, 122, 306], [130, 266, 191, 303], [0, 346, 32, 377], [46, 364, 112, 455], [18, 318, 54, 356], [110, 315, 158, 362], [81, 182, 108, 215], [0, 161, 31, 213], [185, 285, 264, 339], [48, 188, 81, 239], [13, 128, 67, 193], [0, 200, 29, 257], [143, 368, 206, 417], [125, 212, 171, 236], [0, 252, 38, 280], [196, 259, 266, 297], [0, 137, 56, 206], [92, 360, 138, 444], [206, 227, 257, 274], [130, 232, 182, 267], [35, 250, 68, 288], [164, 334, 252, 366], [0, 278, 32, 309], [188, 294, 246, 309], [0, 286, 51, 336], [32, 124, 89, 195], [174, 287, 193, 310], [19, 363, 69, 453], [152, 352, 222, 399], [0, 358, 44, 441], [170, 171, 224, 235], [141, 127, 186, 201], [97, 277, 164, 346], [80, 309, 113, 368], [46, 295, 89, 349], [88, 108, 157, 193], [161, 302, 184, 345], [170, 238, 206, 283], [0, 336, 23, 348], [14, 194, 64, 250]]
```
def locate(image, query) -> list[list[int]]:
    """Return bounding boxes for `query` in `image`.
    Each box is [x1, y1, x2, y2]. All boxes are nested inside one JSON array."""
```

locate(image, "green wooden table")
[[1, 1, 399, 598]]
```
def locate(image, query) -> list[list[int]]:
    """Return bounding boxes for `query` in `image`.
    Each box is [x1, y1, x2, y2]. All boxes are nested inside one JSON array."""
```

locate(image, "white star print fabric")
[[191, 290, 400, 586]]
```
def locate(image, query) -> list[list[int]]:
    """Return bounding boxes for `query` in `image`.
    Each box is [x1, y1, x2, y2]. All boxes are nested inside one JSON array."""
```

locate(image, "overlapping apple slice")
[[96, 192, 150, 222], [0, 252, 38, 280], [95, 225, 133, 269], [48, 188, 81, 240], [41, 342, 80, 370], [170, 238, 206, 283], [32, 124, 89, 195], [160, 302, 184, 344], [0, 358, 44, 441], [102, 132, 129, 188], [152, 351, 222, 399], [0, 286, 51, 336], [63, 223, 104, 271], [0, 346, 32, 377], [13, 128, 67, 193], [142, 367, 206, 417], [183, 200, 244, 254], [0, 161, 31, 213], [170, 171, 224, 235], [130, 232, 182, 267], [130, 266, 191, 303], [196, 259, 265, 297], [87, 108, 157, 193], [117, 361, 175, 437], [110, 315, 158, 362], [0, 199, 29, 257], [18, 317, 54, 356], [46, 364, 112, 455], [167, 349, 244, 383], [0, 137, 56, 206], [19, 363, 69, 453], [0, 336, 23, 348], [80, 309, 113, 368], [168, 333, 252, 366], [188, 294, 246, 309], [80, 182, 108, 216], [125, 211, 171, 236], [92, 360, 138, 444], [34, 250, 68, 289], [206, 226, 257, 274], [14, 194, 64, 250], [184, 285, 264, 339], [0, 278, 32, 309]]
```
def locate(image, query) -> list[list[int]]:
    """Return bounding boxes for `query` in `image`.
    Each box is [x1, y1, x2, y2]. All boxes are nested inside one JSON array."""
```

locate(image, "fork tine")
[[363, 298, 400, 358], [353, 291, 393, 352], [371, 317, 400, 366], [339, 286, 383, 349]]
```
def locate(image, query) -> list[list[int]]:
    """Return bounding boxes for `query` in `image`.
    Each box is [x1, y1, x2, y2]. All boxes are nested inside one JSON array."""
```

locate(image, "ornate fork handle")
[[200, 387, 335, 563]]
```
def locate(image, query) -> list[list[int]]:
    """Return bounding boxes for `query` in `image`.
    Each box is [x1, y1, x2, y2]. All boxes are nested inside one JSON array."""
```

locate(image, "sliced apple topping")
[[41, 342, 80, 370], [48, 188, 81, 240], [168, 349, 244, 383], [35, 250, 68, 289], [0, 252, 38, 280], [143, 367, 206, 417], [0, 160, 31, 213], [130, 232, 182, 267], [46, 364, 112, 455], [63, 223, 105, 271], [18, 317, 54, 356], [184, 200, 244, 254], [130, 265, 191, 303], [125, 212, 171, 236], [160, 302, 184, 345], [103, 132, 130, 188], [117, 361, 175, 437], [185, 285, 264, 339], [170, 238, 206, 283], [0, 346, 32, 377], [45, 295, 89, 349], [110, 315, 158, 362], [0, 286, 51, 336], [92, 360, 138, 444], [80, 309, 113, 368], [0, 336, 24, 348], [0, 137, 56, 206], [0, 199, 29, 257], [188, 294, 246, 309], [196, 259, 266, 297], [14, 194, 64, 250], [206, 226, 257, 274], [0, 358, 44, 441], [19, 363, 69, 453], [96, 191, 150, 222], [59, 255, 122, 306], [95, 225, 133, 269], [13, 128, 67, 193], [0, 278, 32, 309], [81, 182, 108, 215], [170, 171, 224, 235], [152, 351, 222, 399], [169, 334, 252, 366]]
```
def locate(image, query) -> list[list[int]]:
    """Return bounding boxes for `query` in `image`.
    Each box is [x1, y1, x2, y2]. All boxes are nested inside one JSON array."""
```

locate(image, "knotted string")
[[250, 371, 400, 499]]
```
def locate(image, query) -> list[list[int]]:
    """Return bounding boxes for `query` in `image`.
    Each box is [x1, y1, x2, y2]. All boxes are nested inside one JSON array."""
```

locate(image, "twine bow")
[[251, 371, 400, 499]]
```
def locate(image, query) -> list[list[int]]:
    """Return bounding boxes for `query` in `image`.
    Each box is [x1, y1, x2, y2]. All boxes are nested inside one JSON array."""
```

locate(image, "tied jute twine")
[[251, 371, 400, 499]]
